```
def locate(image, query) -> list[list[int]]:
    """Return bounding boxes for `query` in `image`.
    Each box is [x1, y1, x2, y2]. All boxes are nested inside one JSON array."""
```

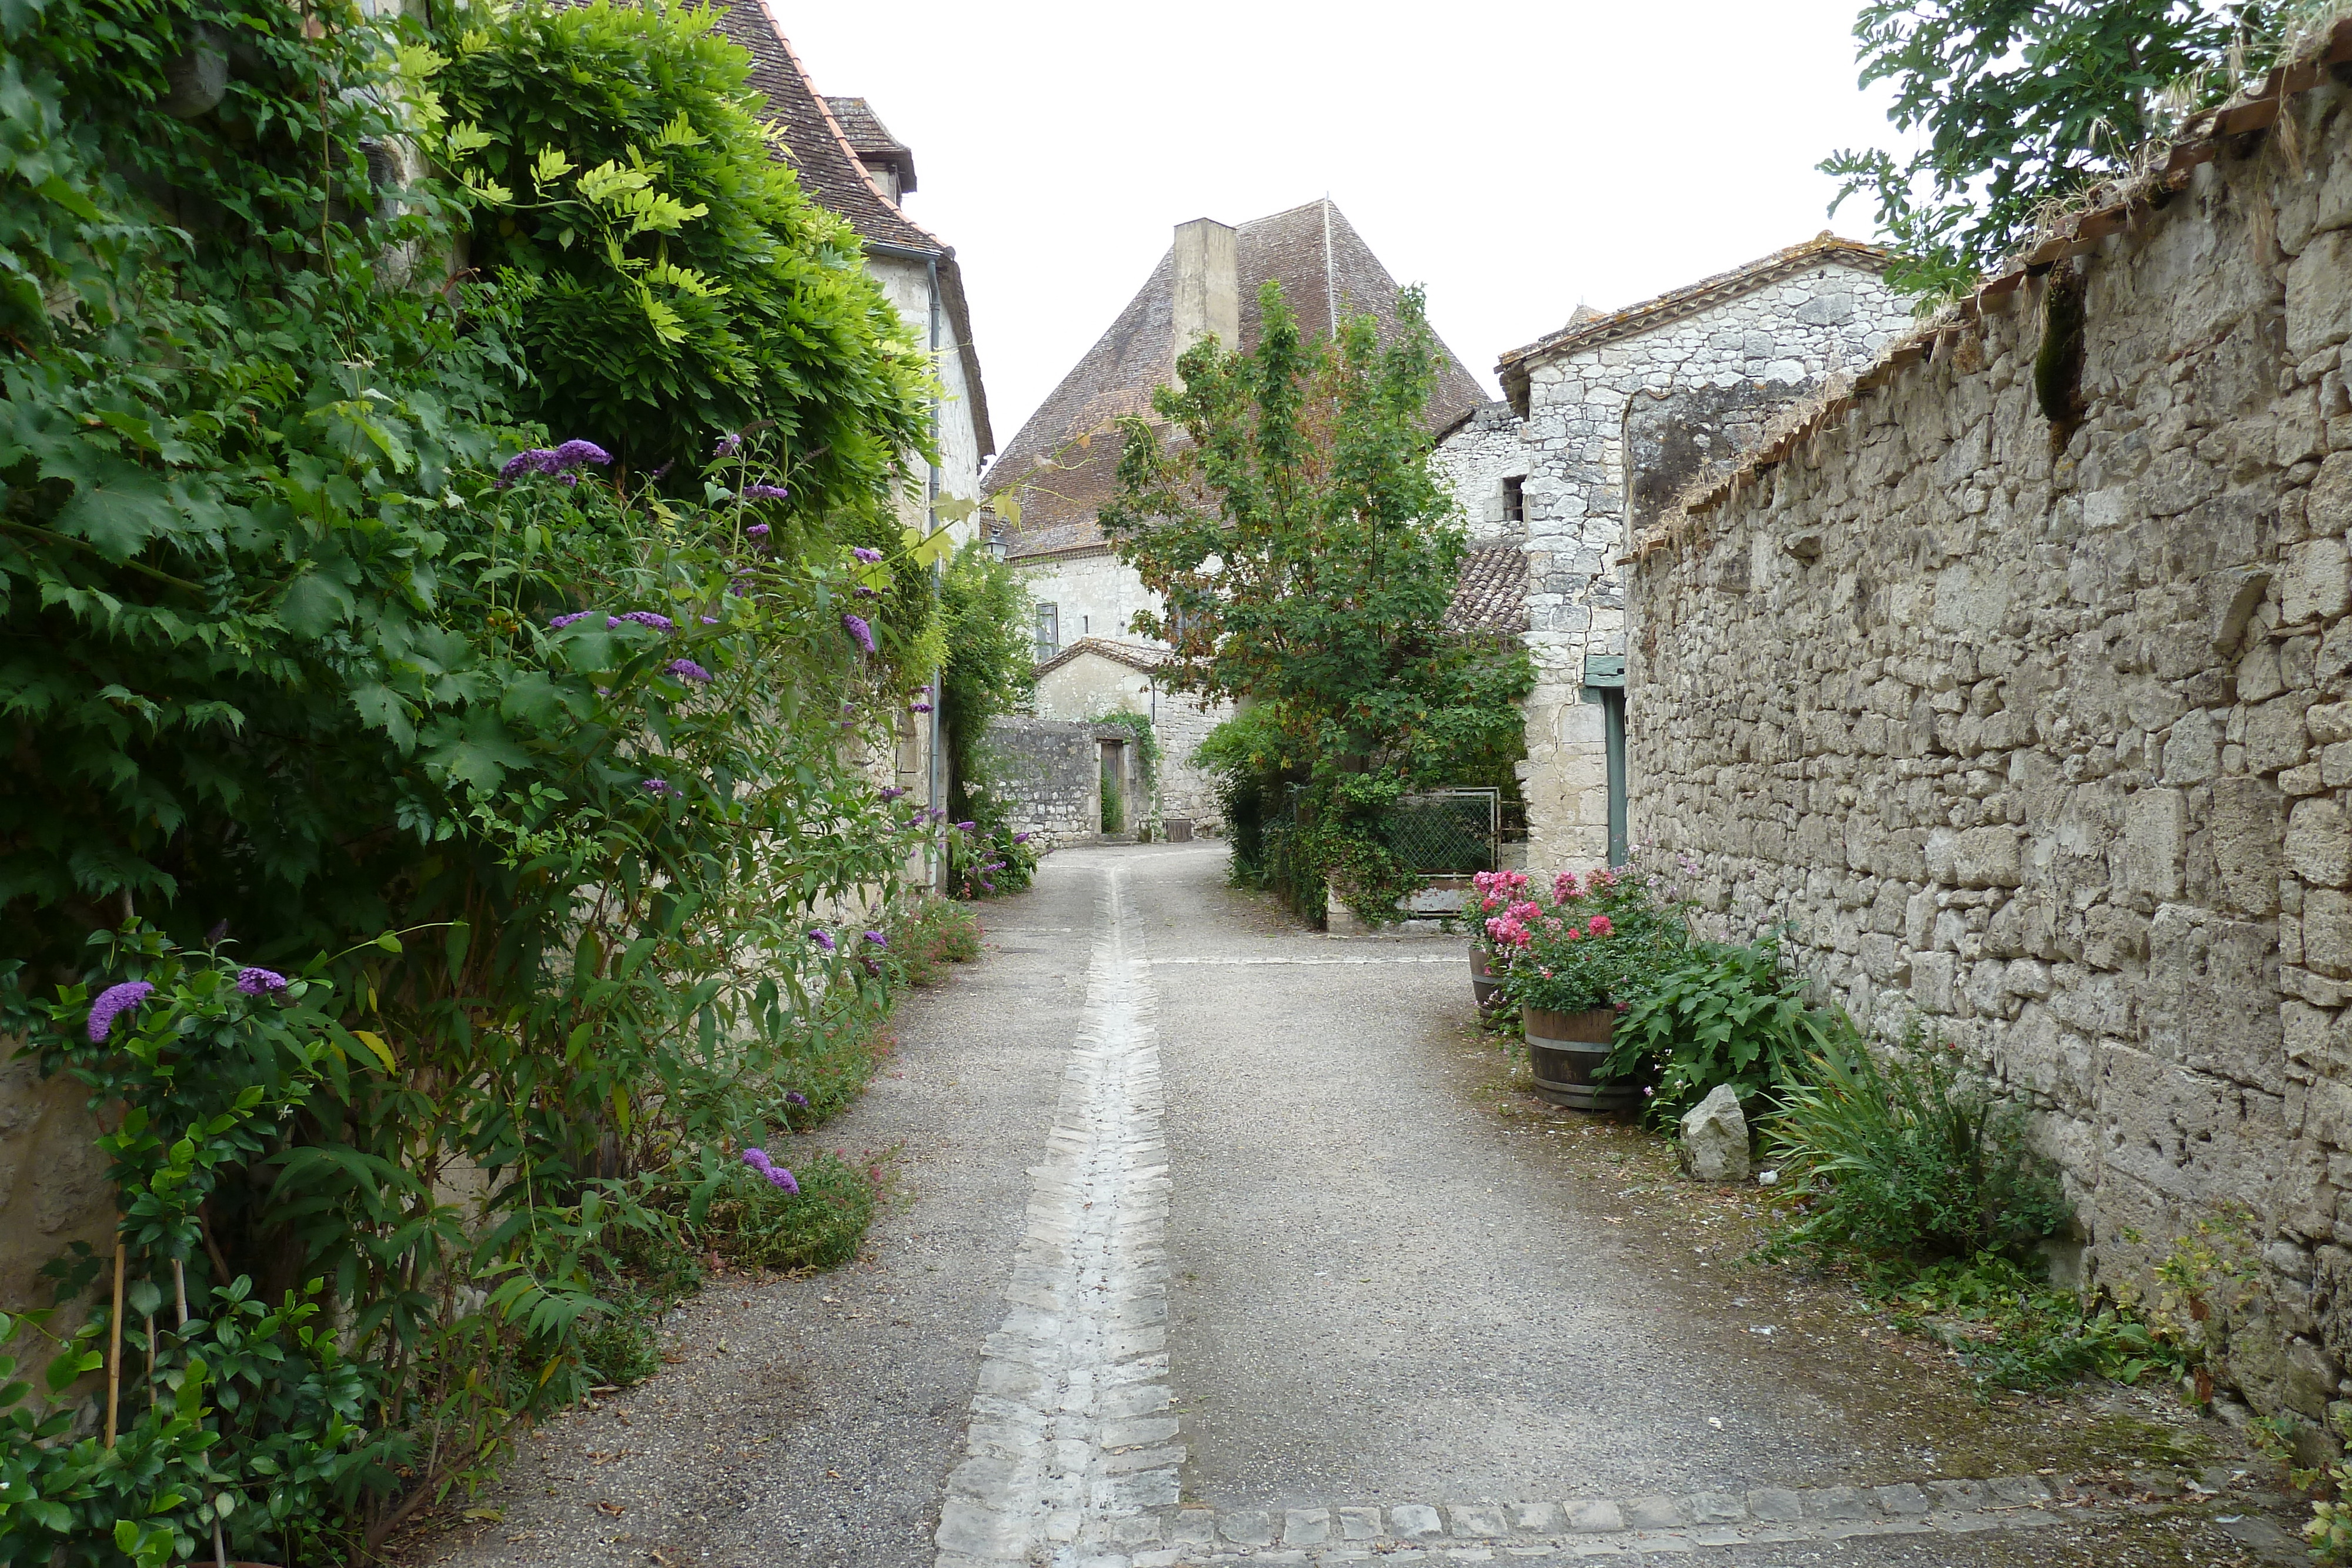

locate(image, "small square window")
[[1501, 476, 1525, 524], [1034, 602, 1060, 662]]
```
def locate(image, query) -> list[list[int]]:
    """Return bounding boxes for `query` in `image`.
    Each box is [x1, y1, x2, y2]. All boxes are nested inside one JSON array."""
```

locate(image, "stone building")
[[1436, 239, 1912, 870], [1623, 52, 2352, 1436], [714, 0, 995, 882], [1030, 638, 1224, 827]]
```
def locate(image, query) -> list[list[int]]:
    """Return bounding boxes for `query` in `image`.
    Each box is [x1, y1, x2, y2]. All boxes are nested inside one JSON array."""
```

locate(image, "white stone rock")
[[1678, 1085, 1751, 1183]]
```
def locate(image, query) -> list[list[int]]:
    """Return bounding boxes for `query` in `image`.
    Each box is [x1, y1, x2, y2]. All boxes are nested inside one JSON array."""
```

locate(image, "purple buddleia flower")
[[880, 786, 908, 801], [548, 610, 596, 628], [841, 614, 876, 654], [559, 472, 579, 488], [743, 1147, 774, 1173], [496, 447, 557, 485], [786, 1091, 808, 1107], [980, 880, 995, 891], [807, 929, 835, 951], [910, 702, 931, 713], [862, 931, 888, 948], [700, 615, 719, 625], [766, 1165, 800, 1194], [666, 658, 714, 684], [236, 967, 289, 997], [955, 821, 976, 833], [1012, 832, 1031, 844], [741, 484, 790, 501], [642, 778, 679, 798], [606, 611, 677, 632], [87, 981, 153, 1042], [746, 523, 770, 539], [714, 432, 743, 457], [552, 439, 612, 469], [854, 586, 879, 598], [851, 547, 882, 563]]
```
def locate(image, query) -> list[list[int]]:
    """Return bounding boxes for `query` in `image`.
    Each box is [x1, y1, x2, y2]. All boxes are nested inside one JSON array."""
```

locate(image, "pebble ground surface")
[[400, 842, 2313, 1567]]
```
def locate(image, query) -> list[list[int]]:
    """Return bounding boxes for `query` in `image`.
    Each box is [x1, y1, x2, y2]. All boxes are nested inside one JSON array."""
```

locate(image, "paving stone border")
[[1078, 1476, 2077, 1566], [934, 867, 1181, 1567]]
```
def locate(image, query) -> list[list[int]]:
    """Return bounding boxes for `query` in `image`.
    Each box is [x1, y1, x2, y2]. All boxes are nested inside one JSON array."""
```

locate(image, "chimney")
[[1171, 218, 1239, 370]]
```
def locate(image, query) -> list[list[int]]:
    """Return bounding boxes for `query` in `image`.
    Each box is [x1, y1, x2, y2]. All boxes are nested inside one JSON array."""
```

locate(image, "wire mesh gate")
[[1385, 788, 1500, 874]]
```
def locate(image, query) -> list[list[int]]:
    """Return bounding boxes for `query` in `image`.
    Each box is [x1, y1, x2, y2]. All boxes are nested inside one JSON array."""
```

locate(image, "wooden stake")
[[105, 1240, 124, 1447]]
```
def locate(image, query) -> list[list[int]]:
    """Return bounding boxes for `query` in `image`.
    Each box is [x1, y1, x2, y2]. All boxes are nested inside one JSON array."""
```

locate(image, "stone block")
[[2120, 790, 2187, 901], [2308, 891, 2352, 980], [1619, 1495, 1684, 1529], [2289, 230, 2352, 360], [2284, 538, 2352, 624], [1875, 1484, 1931, 1516], [1564, 1500, 1625, 1533], [2290, 797, 2352, 888], [1748, 1489, 1805, 1522], [1336, 1506, 1384, 1541], [1389, 1504, 1442, 1539], [1220, 1510, 1274, 1546], [1510, 1502, 1565, 1533], [2210, 775, 2284, 915], [1448, 1503, 1509, 1538], [1281, 1509, 1330, 1546], [1685, 1492, 1746, 1524]]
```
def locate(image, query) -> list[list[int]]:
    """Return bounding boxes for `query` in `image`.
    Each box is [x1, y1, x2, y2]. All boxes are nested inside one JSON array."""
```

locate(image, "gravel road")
[[406, 841, 2300, 1568]]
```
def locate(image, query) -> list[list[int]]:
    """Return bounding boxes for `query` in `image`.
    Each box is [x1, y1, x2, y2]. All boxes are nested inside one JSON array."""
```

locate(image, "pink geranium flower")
[[1586, 915, 1613, 937]]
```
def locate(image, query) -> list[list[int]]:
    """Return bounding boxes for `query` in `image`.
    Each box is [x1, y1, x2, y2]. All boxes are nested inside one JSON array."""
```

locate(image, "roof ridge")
[[756, 0, 946, 254]]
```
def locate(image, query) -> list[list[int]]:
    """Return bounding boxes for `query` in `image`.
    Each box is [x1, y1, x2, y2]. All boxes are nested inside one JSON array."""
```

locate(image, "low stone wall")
[[985, 716, 1103, 849], [1627, 83, 2352, 1430], [1, 1046, 115, 1318]]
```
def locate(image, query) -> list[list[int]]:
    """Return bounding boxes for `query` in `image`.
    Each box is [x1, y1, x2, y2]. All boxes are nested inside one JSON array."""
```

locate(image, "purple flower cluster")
[[496, 440, 612, 486], [87, 981, 153, 1042], [910, 702, 932, 713], [862, 931, 888, 948], [607, 611, 677, 632], [642, 778, 679, 798], [808, 929, 836, 951], [851, 547, 882, 564], [713, 432, 743, 457], [954, 821, 977, 833], [666, 658, 714, 684], [880, 786, 908, 801], [741, 1147, 800, 1194], [548, 610, 596, 629], [1012, 832, 1032, 844], [236, 967, 289, 997], [841, 614, 876, 654], [741, 484, 790, 502], [786, 1091, 809, 1108], [745, 523, 770, 539], [854, 586, 879, 599]]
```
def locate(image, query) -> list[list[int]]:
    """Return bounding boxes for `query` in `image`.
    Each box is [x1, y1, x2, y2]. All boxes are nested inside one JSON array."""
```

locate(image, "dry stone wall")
[[985, 716, 1104, 849], [1628, 83, 2352, 1430]]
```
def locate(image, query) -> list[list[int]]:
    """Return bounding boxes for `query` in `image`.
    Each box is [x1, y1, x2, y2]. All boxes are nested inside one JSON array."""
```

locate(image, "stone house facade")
[[1029, 638, 1227, 828], [1435, 239, 1913, 872], [1623, 51, 2352, 1439]]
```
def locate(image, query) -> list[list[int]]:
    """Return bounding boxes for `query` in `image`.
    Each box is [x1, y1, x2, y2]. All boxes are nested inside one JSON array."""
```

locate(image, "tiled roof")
[[1444, 543, 1528, 637], [710, 2, 993, 457], [823, 96, 915, 192], [1652, 15, 2352, 546], [986, 199, 1488, 560], [1035, 637, 1172, 678], [1498, 234, 1889, 414]]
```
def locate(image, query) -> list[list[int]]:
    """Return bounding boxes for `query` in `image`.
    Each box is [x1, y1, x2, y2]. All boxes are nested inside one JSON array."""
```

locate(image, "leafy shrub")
[[1600, 935, 1849, 1125], [1770, 1030, 2073, 1263], [951, 821, 1040, 900]]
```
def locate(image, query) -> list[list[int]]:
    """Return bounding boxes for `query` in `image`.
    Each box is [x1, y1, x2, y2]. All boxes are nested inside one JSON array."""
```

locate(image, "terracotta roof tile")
[[987, 199, 1486, 560], [1444, 543, 1528, 637]]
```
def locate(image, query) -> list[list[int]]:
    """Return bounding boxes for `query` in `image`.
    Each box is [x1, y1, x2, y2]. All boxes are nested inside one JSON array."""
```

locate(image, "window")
[[1034, 602, 1059, 663], [1501, 476, 1525, 524]]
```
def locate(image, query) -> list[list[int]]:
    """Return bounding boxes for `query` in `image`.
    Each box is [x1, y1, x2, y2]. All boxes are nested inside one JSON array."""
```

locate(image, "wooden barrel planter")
[[1522, 1005, 1641, 1112], [1469, 944, 1503, 1011]]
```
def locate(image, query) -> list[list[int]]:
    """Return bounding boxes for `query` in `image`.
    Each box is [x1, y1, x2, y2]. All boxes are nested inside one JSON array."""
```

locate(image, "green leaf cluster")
[[1599, 932, 1850, 1126], [1822, 1, 2293, 299]]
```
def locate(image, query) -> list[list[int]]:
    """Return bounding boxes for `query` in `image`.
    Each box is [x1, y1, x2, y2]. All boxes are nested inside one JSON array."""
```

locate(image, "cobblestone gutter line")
[[937, 866, 1181, 1567], [1091, 1477, 2076, 1566]]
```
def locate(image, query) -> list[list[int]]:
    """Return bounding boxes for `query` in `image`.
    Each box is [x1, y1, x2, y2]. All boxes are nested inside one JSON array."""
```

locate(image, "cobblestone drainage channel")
[[937, 866, 1181, 1568]]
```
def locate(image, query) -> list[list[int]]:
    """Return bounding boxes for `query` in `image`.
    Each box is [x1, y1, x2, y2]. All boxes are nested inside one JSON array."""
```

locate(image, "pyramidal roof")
[[986, 199, 1486, 560]]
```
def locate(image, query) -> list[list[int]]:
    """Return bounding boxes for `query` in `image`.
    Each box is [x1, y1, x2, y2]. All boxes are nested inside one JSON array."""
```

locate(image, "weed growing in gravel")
[[886, 896, 985, 987], [699, 1149, 879, 1273], [1877, 1254, 2180, 1394]]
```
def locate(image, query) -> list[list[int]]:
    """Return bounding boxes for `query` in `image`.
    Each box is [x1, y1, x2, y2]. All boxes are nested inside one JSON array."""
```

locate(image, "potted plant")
[[1498, 868, 1684, 1111], [1467, 869, 1532, 1012]]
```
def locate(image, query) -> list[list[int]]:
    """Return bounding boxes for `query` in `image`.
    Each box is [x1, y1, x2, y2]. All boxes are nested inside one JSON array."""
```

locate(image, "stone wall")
[[1, 1048, 113, 1319], [1434, 402, 1527, 546], [1627, 83, 2352, 1430], [984, 716, 1104, 849]]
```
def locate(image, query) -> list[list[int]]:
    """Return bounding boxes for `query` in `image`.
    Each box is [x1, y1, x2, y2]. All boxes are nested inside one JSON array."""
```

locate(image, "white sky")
[[773, 0, 1915, 457]]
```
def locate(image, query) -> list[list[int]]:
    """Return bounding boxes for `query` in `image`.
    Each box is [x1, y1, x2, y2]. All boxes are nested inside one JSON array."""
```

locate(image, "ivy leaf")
[[51, 458, 176, 559]]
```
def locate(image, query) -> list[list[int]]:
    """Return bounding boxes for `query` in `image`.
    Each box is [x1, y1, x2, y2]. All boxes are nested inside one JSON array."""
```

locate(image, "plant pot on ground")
[[1522, 1004, 1641, 1112]]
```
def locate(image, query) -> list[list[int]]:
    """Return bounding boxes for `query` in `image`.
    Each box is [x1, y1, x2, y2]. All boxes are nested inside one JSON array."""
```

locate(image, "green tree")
[[1823, 0, 2281, 299], [1102, 282, 1530, 920]]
